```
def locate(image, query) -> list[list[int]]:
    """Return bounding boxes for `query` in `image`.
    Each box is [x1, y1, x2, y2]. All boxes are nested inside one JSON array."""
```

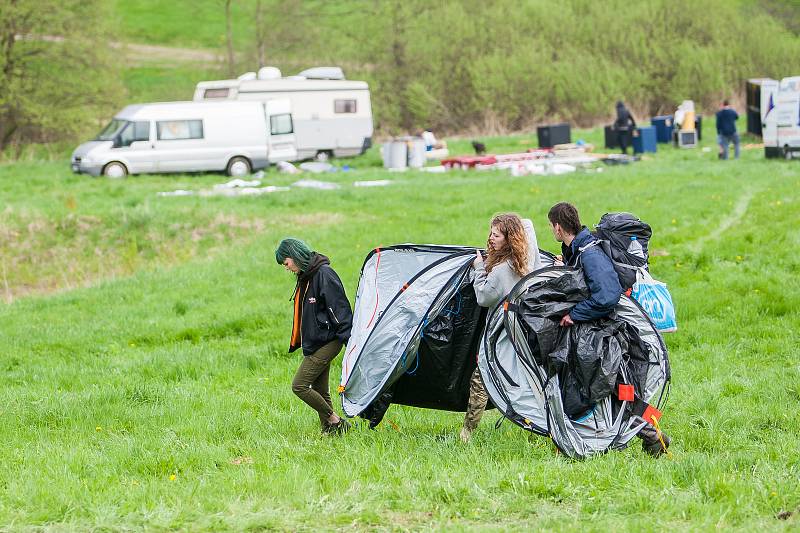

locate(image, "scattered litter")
[[292, 179, 340, 190], [253, 170, 265, 179], [701, 147, 712, 153], [214, 178, 262, 189], [299, 162, 334, 174], [200, 185, 289, 197], [157, 189, 194, 197], [276, 161, 300, 174], [353, 180, 391, 187], [420, 165, 447, 173]]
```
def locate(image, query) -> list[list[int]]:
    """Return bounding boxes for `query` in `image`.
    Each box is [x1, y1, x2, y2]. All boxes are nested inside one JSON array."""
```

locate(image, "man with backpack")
[[547, 202, 671, 457]]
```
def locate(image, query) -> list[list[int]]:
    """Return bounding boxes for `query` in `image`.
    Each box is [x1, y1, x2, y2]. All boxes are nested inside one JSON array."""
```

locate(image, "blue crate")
[[651, 115, 674, 143], [633, 126, 657, 154]]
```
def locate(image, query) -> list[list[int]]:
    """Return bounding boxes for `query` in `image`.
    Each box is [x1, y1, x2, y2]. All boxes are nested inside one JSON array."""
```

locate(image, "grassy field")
[[1, 130, 799, 530]]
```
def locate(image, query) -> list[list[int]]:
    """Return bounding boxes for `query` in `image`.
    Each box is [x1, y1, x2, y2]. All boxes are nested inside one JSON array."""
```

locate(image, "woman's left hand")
[[472, 250, 483, 269]]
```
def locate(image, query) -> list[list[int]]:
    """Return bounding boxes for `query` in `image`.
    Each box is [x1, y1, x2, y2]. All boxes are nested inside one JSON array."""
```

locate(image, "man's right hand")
[[559, 314, 574, 327]]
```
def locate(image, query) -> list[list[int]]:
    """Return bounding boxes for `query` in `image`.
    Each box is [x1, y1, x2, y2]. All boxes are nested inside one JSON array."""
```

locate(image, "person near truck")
[[276, 238, 353, 436], [716, 100, 740, 160], [614, 101, 637, 155], [461, 213, 542, 442], [547, 202, 671, 457]]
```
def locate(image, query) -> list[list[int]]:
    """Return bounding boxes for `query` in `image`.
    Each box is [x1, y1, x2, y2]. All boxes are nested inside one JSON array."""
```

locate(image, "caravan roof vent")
[[297, 67, 345, 80], [238, 71, 257, 81], [257, 66, 282, 80]]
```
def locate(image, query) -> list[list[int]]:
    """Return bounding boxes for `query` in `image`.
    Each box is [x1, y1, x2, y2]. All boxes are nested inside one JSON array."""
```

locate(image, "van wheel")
[[783, 145, 793, 160], [315, 150, 333, 162], [227, 157, 251, 177], [103, 162, 128, 178]]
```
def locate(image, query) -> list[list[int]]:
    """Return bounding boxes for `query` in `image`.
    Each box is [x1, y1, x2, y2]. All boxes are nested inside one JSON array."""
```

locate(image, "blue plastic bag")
[[631, 270, 677, 333]]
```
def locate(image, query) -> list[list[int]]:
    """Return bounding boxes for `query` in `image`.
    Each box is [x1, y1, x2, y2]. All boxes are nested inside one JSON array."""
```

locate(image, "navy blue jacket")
[[716, 108, 738, 136], [562, 228, 622, 321]]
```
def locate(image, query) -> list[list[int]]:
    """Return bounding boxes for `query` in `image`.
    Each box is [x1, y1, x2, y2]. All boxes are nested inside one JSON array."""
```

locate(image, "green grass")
[[1, 130, 799, 530]]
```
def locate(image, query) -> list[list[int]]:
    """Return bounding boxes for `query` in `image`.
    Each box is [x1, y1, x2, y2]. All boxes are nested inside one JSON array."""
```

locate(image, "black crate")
[[537, 123, 571, 148], [604, 125, 618, 148]]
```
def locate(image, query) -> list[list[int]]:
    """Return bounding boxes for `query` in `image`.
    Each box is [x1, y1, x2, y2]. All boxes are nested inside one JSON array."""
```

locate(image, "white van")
[[761, 76, 800, 159], [71, 99, 296, 177], [194, 67, 373, 161]]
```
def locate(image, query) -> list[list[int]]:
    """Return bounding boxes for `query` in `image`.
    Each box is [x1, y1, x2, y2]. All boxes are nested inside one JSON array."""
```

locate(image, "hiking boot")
[[323, 418, 351, 436], [642, 431, 671, 458], [459, 426, 472, 443]]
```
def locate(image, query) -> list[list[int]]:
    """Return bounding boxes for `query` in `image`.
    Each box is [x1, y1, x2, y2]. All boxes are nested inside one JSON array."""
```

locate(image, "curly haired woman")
[[461, 213, 542, 442]]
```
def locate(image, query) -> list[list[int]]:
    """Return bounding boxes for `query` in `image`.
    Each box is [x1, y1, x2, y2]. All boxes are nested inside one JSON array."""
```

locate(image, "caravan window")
[[117, 121, 151, 147], [204, 88, 230, 99], [157, 120, 204, 140], [334, 99, 357, 113], [270, 114, 294, 135]]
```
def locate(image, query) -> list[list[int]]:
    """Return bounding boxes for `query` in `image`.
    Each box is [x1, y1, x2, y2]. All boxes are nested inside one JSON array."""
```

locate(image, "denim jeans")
[[718, 132, 740, 159]]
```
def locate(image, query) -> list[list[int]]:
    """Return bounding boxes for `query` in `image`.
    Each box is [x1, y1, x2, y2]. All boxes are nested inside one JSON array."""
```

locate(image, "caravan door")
[[265, 99, 298, 162]]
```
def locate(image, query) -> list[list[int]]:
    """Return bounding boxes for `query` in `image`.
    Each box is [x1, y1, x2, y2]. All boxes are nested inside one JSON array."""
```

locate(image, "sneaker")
[[459, 426, 472, 443], [642, 432, 671, 458]]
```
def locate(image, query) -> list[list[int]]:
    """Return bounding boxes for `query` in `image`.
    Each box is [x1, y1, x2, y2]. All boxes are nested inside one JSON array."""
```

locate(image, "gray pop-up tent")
[[339, 244, 554, 421], [339, 245, 484, 419], [479, 267, 670, 459]]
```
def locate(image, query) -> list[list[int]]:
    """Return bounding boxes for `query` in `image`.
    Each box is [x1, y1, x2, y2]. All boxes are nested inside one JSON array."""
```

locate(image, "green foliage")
[[1, 130, 800, 528], [0, 0, 124, 152]]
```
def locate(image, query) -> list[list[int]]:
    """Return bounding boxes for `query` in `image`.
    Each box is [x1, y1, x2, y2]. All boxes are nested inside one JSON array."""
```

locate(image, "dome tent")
[[339, 244, 555, 423], [479, 267, 671, 459]]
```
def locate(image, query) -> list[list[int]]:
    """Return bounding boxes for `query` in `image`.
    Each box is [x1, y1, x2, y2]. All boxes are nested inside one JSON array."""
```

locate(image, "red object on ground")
[[440, 155, 497, 169]]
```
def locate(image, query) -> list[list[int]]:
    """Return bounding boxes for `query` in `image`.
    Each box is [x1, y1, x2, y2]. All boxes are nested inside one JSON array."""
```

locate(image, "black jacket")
[[290, 260, 353, 356]]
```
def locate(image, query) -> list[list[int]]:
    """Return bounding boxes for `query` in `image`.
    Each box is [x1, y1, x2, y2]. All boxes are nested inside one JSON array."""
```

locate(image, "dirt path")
[[688, 188, 758, 253]]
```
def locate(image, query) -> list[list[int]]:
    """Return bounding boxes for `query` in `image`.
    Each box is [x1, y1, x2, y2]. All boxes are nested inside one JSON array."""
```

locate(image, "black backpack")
[[593, 213, 652, 291]]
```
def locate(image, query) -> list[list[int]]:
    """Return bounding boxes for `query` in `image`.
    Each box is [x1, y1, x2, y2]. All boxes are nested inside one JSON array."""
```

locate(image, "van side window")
[[157, 120, 203, 140], [334, 99, 357, 113], [204, 88, 229, 99], [270, 114, 294, 135], [117, 121, 151, 147]]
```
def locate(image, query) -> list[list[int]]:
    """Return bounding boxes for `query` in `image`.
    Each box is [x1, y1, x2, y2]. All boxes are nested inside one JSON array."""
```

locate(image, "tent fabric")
[[479, 267, 670, 459], [340, 244, 555, 419], [340, 245, 477, 417]]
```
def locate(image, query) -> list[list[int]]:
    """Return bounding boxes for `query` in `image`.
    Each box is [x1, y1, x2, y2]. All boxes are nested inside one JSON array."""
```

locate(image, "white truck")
[[71, 99, 296, 177], [193, 66, 373, 161], [761, 76, 800, 159]]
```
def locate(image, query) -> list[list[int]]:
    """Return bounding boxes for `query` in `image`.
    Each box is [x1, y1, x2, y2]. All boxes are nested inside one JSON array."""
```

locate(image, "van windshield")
[[95, 119, 128, 141]]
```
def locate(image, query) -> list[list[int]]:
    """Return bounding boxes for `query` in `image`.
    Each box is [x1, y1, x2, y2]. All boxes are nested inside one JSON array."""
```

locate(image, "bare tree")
[[225, 0, 235, 77], [255, 0, 266, 68]]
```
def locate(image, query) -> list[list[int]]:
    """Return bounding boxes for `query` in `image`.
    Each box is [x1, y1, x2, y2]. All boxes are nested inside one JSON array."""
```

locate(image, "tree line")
[[2, 0, 800, 153]]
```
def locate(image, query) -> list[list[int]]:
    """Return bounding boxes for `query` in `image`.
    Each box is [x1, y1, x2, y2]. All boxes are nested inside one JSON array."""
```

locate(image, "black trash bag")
[[573, 320, 625, 403], [519, 270, 589, 367]]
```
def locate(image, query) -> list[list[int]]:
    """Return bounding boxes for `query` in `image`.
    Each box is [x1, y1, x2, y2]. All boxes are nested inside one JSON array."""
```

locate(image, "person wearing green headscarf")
[[276, 237, 353, 435]]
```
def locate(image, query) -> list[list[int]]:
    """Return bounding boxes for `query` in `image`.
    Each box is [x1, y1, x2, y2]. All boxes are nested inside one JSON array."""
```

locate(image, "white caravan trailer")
[[761, 76, 800, 159], [71, 100, 296, 177], [193, 67, 373, 161]]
